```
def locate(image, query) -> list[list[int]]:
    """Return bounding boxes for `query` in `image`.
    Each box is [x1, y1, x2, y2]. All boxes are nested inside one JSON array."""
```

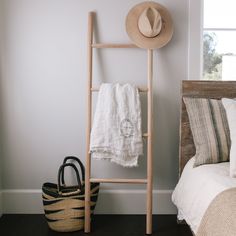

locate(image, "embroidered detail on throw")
[[120, 119, 134, 138]]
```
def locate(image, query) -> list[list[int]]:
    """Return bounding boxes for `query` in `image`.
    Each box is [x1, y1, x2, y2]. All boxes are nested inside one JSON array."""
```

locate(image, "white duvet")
[[172, 157, 236, 234]]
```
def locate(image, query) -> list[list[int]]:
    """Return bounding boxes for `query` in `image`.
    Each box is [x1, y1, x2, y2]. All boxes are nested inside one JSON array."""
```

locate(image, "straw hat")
[[126, 1, 173, 49]]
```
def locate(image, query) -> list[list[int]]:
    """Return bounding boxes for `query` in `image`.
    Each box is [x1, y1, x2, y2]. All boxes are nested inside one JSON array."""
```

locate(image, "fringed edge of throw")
[[90, 148, 142, 167]]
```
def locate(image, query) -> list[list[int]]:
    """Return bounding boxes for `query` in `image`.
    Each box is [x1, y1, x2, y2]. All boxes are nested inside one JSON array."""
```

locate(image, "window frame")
[[190, 0, 236, 80]]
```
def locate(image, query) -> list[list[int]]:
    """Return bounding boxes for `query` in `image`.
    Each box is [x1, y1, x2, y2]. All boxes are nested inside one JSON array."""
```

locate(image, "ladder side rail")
[[84, 11, 94, 233], [146, 49, 153, 235]]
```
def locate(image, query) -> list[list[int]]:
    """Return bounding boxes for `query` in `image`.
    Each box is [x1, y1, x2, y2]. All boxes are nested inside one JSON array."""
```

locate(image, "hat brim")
[[126, 1, 173, 49]]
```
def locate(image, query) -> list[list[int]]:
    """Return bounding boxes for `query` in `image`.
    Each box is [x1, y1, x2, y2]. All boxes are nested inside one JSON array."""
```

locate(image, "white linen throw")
[[90, 83, 143, 167]]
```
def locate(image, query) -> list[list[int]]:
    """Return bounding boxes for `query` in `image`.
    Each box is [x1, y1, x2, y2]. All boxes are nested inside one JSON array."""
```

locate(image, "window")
[[203, 0, 236, 80]]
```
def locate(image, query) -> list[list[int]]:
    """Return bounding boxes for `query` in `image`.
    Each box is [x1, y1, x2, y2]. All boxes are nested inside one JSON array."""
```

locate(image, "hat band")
[[138, 7, 162, 38]]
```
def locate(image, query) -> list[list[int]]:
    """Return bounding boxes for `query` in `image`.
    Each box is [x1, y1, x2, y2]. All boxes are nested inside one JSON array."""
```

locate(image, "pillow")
[[183, 97, 230, 167], [222, 98, 236, 177]]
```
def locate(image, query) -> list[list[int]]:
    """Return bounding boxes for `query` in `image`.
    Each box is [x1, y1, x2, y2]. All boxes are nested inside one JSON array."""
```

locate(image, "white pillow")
[[222, 98, 236, 177]]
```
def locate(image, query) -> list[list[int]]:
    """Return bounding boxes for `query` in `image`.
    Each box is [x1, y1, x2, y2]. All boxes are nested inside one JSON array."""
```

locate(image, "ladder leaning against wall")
[[84, 12, 154, 235]]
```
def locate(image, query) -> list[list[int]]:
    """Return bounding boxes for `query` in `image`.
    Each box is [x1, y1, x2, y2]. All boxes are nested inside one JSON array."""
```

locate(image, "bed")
[[172, 80, 236, 236]]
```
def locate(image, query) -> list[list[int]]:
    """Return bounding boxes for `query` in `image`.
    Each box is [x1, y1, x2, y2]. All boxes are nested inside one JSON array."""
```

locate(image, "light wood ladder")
[[84, 12, 153, 235]]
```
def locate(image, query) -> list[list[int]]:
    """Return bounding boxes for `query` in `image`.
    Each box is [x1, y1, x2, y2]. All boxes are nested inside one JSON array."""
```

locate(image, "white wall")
[[0, 0, 4, 217], [188, 0, 203, 80], [0, 0, 189, 213]]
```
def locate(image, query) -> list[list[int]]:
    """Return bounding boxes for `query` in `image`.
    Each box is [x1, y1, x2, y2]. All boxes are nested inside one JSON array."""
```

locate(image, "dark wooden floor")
[[0, 214, 192, 236]]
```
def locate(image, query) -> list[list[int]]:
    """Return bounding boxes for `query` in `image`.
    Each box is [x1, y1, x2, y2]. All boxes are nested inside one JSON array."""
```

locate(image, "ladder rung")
[[143, 133, 148, 138], [91, 87, 148, 92], [92, 43, 138, 49], [90, 178, 147, 184]]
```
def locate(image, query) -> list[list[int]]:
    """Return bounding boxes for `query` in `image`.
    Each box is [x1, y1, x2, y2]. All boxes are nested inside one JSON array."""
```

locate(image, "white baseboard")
[[2, 189, 177, 214], [0, 191, 2, 217], [2, 189, 43, 214]]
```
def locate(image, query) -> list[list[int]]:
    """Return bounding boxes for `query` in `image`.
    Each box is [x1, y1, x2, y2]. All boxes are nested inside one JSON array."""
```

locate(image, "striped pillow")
[[183, 97, 230, 167]]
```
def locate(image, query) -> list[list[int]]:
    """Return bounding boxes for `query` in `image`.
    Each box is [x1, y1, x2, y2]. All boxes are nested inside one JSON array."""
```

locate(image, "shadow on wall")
[[153, 47, 181, 189], [93, 12, 108, 85]]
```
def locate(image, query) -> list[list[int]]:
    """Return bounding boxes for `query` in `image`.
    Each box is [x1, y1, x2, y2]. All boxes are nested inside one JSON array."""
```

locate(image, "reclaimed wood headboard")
[[179, 80, 236, 175]]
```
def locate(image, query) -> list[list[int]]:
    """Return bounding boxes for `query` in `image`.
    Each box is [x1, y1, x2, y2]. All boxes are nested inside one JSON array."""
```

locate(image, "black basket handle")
[[62, 156, 85, 184], [58, 163, 82, 195]]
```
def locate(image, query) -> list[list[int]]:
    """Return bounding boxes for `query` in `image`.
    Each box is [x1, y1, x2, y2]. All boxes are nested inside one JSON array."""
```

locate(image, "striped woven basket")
[[42, 157, 99, 232]]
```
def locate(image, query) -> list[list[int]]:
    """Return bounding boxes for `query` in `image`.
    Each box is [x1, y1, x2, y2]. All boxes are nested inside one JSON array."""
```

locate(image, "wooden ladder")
[[84, 12, 153, 235]]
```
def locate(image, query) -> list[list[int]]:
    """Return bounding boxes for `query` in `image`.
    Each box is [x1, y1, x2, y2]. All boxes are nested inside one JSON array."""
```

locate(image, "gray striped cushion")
[[183, 98, 230, 167]]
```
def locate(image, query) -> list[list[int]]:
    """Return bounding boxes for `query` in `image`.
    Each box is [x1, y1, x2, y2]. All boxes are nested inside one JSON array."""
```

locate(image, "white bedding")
[[172, 157, 236, 234]]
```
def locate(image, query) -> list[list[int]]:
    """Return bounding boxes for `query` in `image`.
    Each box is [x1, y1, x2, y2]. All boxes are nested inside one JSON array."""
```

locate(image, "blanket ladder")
[[85, 12, 153, 235]]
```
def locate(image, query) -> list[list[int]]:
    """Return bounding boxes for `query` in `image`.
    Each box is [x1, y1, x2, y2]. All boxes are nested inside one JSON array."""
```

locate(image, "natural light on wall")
[[203, 0, 236, 80]]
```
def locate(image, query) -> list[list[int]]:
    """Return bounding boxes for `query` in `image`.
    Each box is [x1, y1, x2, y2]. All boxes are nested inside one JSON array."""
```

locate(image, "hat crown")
[[138, 7, 162, 38]]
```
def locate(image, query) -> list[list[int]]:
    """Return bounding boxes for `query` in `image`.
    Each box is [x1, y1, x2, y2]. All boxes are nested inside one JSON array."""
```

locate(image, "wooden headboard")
[[179, 80, 236, 175]]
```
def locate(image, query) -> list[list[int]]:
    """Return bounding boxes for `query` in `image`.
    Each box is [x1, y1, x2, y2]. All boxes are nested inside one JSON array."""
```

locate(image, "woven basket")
[[42, 156, 99, 232]]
